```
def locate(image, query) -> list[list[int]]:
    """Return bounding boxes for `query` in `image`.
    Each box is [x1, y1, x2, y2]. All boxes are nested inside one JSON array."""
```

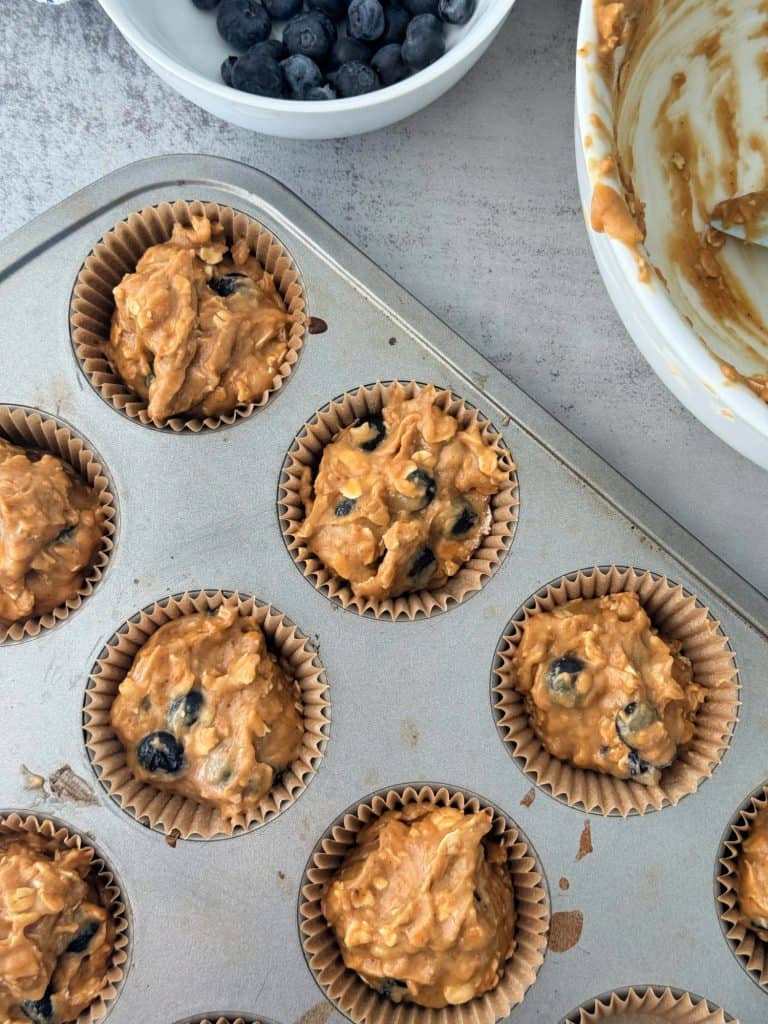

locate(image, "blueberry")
[[347, 0, 385, 41], [449, 501, 477, 537], [263, 0, 302, 17], [404, 0, 439, 13], [209, 273, 249, 297], [333, 61, 380, 97], [283, 12, 336, 62], [66, 920, 99, 954], [282, 54, 324, 98], [329, 36, 373, 70], [544, 655, 585, 707], [407, 547, 437, 583], [20, 996, 53, 1024], [306, 0, 347, 17], [438, 0, 475, 24], [616, 699, 658, 744], [221, 55, 238, 86], [307, 84, 338, 99], [627, 748, 653, 778], [217, 0, 272, 50], [371, 43, 409, 86], [192, 0, 221, 8], [380, 4, 410, 44], [56, 524, 77, 543], [380, 978, 409, 1003], [247, 37, 289, 60], [401, 13, 445, 69], [353, 413, 386, 450], [335, 497, 357, 516], [136, 731, 184, 774], [168, 690, 204, 729], [232, 51, 285, 96], [392, 467, 435, 511]]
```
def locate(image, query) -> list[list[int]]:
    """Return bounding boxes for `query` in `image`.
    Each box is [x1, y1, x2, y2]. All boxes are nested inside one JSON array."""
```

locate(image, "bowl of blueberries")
[[96, 0, 516, 137]]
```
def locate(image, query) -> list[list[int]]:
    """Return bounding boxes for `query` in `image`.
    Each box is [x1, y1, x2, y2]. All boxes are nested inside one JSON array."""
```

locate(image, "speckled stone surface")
[[2, 0, 766, 594]]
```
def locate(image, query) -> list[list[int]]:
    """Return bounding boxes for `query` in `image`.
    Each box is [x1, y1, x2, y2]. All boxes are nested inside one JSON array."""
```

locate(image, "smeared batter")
[[589, 0, 768, 401], [0, 831, 116, 1024], [322, 804, 515, 1008], [297, 384, 508, 600], [110, 605, 303, 820], [109, 216, 291, 420], [0, 438, 103, 626], [513, 592, 704, 784], [737, 808, 768, 940]]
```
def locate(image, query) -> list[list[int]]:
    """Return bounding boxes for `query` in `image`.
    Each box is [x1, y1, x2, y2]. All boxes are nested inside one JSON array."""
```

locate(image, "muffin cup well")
[[299, 783, 549, 1024], [83, 590, 330, 840], [716, 782, 768, 990], [172, 1016, 266, 1024], [0, 811, 130, 1024], [0, 405, 117, 645], [492, 565, 739, 816], [278, 381, 518, 620], [561, 985, 736, 1023], [70, 200, 307, 432]]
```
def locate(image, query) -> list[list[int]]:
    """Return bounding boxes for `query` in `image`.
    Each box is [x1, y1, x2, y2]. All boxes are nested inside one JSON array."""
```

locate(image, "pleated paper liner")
[[83, 590, 330, 840], [0, 405, 117, 645], [492, 565, 739, 816], [716, 781, 768, 990], [172, 1016, 267, 1024], [561, 985, 737, 1023], [69, 200, 307, 432], [0, 811, 131, 1024], [278, 381, 518, 620], [299, 783, 549, 1024]]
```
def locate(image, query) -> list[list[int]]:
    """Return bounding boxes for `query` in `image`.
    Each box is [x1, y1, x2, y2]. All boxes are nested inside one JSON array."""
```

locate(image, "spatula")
[[710, 190, 768, 246]]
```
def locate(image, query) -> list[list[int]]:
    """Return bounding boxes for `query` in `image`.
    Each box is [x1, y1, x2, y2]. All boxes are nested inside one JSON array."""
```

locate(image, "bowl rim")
[[97, 0, 516, 113], [574, 0, 768, 438]]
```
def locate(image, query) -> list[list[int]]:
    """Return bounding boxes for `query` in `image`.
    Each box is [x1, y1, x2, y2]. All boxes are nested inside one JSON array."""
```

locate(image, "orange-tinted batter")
[[0, 438, 103, 626], [513, 592, 704, 784], [737, 808, 768, 940], [110, 604, 303, 820], [322, 804, 515, 1008], [0, 831, 116, 1024], [298, 384, 508, 600], [109, 216, 291, 420]]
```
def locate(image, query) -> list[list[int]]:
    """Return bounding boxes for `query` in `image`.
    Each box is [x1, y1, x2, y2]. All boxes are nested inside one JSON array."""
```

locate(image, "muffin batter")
[[0, 831, 116, 1024], [110, 604, 303, 820], [589, 0, 768, 402], [737, 808, 768, 940], [322, 804, 515, 1008], [513, 592, 704, 784], [298, 384, 508, 600], [0, 438, 103, 626], [109, 216, 291, 420]]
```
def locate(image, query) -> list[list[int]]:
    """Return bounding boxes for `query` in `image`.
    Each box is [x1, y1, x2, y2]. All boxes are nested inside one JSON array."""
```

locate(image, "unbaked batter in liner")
[[109, 216, 291, 420], [0, 831, 116, 1024], [322, 804, 515, 1008], [298, 384, 508, 601], [512, 592, 704, 784], [110, 604, 303, 821], [737, 808, 768, 941], [0, 438, 103, 626]]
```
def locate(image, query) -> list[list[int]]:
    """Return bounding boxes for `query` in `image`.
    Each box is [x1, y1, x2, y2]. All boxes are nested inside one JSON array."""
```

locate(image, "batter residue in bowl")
[[588, 0, 768, 402]]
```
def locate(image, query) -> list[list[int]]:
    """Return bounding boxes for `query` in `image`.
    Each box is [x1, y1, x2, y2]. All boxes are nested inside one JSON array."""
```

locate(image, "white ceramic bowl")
[[96, 0, 515, 139], [575, 1, 768, 471]]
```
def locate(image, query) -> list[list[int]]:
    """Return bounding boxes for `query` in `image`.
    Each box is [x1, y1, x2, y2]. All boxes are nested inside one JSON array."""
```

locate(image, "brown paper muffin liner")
[[492, 565, 739, 816], [70, 200, 307, 433], [716, 781, 768, 989], [0, 810, 130, 1024], [83, 590, 330, 840], [279, 381, 518, 620], [172, 1016, 265, 1024], [0, 405, 117, 645], [299, 783, 549, 1024], [561, 985, 736, 1023]]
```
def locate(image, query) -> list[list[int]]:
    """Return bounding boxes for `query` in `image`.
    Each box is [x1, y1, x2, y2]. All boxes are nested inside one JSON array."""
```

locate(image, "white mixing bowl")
[[97, 0, 515, 139], [575, 1, 768, 471]]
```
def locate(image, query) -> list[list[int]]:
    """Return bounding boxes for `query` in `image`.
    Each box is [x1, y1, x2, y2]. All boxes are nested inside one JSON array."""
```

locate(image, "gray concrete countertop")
[[3, 0, 767, 595]]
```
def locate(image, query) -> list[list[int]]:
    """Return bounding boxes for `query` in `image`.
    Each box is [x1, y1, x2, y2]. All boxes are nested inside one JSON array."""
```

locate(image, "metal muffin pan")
[[0, 154, 766, 1024]]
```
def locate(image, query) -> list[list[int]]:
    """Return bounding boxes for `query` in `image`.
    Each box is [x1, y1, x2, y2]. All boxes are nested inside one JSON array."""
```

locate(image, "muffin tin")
[[0, 154, 767, 1023]]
